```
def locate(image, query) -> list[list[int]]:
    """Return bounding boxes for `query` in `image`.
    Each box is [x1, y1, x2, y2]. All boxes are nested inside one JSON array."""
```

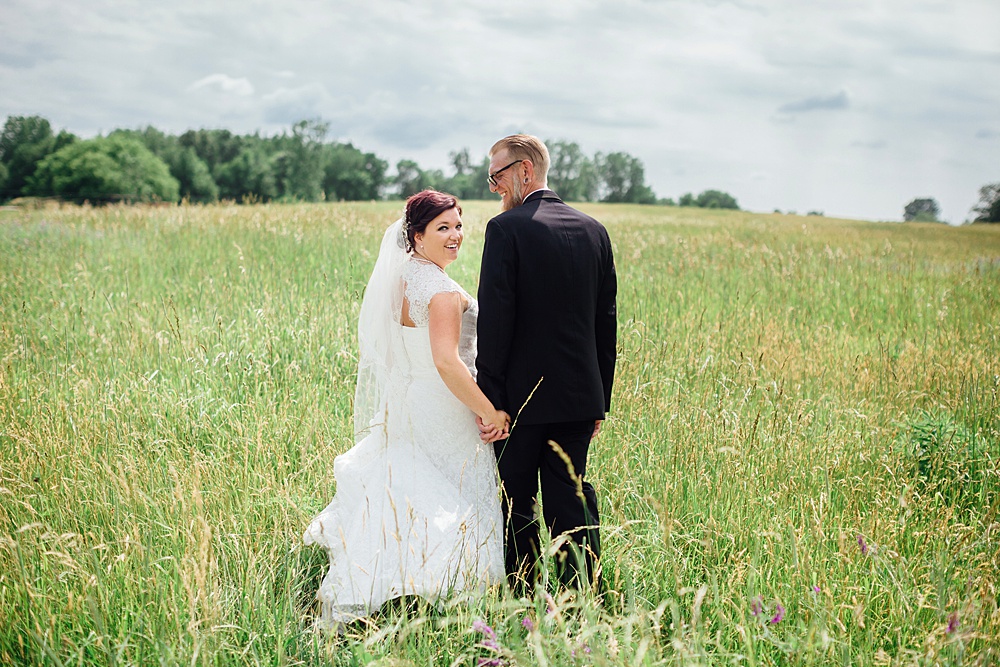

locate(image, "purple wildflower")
[[947, 612, 959, 634], [813, 586, 821, 594], [857, 534, 869, 555], [472, 619, 496, 640], [521, 616, 535, 631], [473, 619, 500, 652], [770, 604, 785, 624], [477, 659, 505, 667], [750, 597, 763, 617], [545, 592, 556, 615]]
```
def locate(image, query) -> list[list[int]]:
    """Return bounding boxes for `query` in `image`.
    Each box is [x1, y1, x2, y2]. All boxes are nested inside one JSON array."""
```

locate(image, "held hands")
[[475, 415, 601, 443], [476, 410, 510, 444]]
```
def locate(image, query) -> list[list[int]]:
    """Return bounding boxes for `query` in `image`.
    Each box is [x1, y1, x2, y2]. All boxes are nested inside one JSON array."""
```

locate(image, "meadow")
[[1, 200, 998, 666]]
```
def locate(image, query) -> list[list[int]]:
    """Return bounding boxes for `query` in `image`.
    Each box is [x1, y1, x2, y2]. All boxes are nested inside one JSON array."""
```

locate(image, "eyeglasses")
[[488, 160, 522, 188]]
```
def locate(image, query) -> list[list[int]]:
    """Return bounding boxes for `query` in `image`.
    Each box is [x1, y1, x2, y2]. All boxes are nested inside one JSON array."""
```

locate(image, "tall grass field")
[[1, 201, 998, 666]]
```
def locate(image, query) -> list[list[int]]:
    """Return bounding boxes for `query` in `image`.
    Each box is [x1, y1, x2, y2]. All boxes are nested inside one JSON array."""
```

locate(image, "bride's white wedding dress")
[[304, 236, 503, 626]]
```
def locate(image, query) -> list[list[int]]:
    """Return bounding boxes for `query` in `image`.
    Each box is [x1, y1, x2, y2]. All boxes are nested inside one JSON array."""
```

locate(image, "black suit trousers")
[[493, 420, 601, 591]]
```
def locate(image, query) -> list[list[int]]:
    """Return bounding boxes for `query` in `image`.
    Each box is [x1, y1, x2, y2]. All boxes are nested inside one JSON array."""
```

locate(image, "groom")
[[476, 134, 617, 592]]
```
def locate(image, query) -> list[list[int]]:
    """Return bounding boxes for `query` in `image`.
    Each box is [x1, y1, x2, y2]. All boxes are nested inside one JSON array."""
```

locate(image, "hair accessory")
[[397, 211, 410, 250]]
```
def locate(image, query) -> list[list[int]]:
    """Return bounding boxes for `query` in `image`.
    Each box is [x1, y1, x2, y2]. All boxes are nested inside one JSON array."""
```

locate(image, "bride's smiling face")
[[413, 207, 463, 269]]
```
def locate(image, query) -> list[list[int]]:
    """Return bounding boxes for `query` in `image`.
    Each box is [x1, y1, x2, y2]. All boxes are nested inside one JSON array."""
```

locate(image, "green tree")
[[695, 189, 739, 209], [547, 140, 599, 202], [466, 156, 492, 200], [268, 151, 294, 199], [322, 143, 387, 200], [30, 135, 179, 203], [596, 152, 656, 204], [0, 115, 76, 200], [451, 148, 472, 176], [270, 119, 327, 201], [178, 128, 244, 176], [439, 150, 491, 200], [114, 125, 175, 157], [394, 159, 443, 198], [903, 197, 940, 222], [675, 190, 739, 209], [443, 148, 472, 199], [423, 169, 446, 194], [171, 147, 219, 202], [114, 127, 218, 202], [215, 146, 278, 202], [971, 183, 1000, 223]]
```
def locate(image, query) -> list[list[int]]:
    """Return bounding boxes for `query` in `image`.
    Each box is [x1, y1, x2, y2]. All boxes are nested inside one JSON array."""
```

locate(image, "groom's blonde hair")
[[490, 134, 550, 183]]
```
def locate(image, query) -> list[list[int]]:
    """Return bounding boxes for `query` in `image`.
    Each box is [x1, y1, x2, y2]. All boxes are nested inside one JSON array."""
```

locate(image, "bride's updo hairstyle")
[[403, 190, 462, 253]]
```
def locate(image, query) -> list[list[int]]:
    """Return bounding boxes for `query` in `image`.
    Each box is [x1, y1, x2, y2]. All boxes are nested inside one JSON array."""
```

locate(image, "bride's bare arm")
[[427, 292, 509, 433]]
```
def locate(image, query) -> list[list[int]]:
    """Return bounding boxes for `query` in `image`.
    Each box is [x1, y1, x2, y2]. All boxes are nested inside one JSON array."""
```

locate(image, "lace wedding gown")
[[304, 257, 504, 626]]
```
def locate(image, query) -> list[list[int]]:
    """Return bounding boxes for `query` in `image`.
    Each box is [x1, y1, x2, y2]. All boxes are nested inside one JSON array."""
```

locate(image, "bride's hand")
[[475, 416, 497, 443]]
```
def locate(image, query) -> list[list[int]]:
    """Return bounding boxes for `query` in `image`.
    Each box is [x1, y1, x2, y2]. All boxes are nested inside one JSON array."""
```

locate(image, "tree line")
[[0, 115, 744, 210], [0, 116, 387, 204], [903, 192, 1000, 224]]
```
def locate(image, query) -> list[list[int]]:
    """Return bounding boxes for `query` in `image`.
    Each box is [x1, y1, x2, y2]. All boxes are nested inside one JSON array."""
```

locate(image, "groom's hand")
[[476, 415, 509, 444], [592, 419, 603, 439]]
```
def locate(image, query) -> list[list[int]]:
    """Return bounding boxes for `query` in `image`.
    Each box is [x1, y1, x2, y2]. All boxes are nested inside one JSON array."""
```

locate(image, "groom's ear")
[[521, 160, 534, 183]]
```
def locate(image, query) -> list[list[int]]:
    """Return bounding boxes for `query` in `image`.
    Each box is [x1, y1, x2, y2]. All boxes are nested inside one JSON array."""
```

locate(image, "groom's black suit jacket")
[[477, 190, 617, 426]]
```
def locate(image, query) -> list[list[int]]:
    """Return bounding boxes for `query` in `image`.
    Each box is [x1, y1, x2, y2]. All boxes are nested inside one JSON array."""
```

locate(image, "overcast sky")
[[2, 0, 998, 222]]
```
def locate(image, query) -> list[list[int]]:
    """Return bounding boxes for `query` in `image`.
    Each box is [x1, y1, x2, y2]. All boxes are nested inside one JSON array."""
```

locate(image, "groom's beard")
[[502, 187, 525, 212]]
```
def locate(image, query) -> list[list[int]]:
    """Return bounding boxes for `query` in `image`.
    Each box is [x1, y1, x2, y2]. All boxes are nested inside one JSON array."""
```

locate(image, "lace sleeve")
[[403, 259, 466, 327]]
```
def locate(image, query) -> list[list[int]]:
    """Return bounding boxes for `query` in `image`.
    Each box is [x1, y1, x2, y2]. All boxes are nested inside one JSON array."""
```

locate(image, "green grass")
[[1, 201, 998, 665]]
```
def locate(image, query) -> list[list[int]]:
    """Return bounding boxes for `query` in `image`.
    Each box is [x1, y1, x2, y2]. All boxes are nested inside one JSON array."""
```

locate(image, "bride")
[[304, 190, 508, 626]]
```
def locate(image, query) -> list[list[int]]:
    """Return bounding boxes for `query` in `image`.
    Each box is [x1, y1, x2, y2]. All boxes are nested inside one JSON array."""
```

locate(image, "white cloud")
[[188, 74, 255, 96]]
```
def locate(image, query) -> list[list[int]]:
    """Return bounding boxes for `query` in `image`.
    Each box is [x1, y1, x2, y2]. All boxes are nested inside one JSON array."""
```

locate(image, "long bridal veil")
[[353, 219, 407, 444]]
